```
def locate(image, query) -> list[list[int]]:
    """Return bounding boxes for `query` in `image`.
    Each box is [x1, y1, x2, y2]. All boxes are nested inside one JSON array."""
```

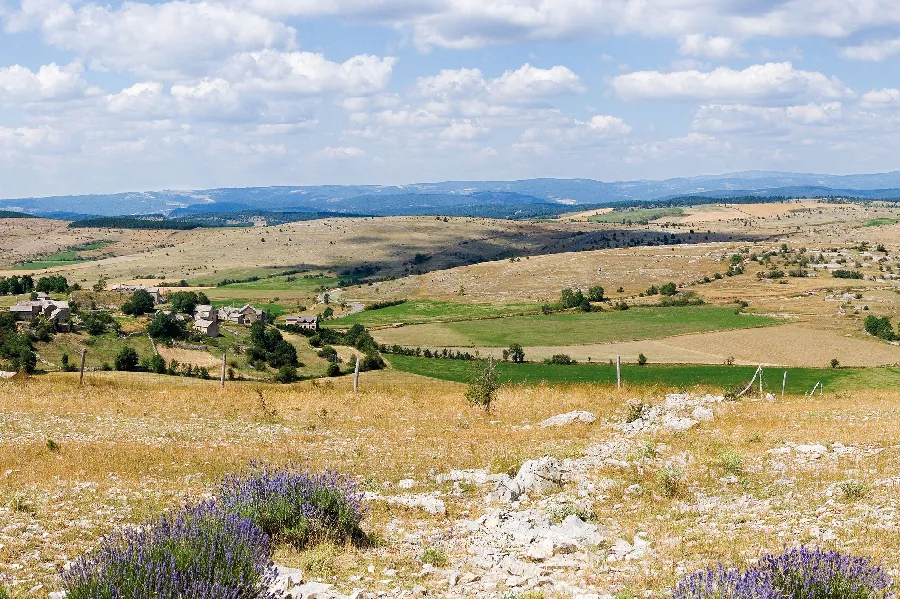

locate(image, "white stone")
[[397, 479, 417, 489], [691, 406, 714, 421], [525, 539, 554, 562], [539, 411, 597, 428]]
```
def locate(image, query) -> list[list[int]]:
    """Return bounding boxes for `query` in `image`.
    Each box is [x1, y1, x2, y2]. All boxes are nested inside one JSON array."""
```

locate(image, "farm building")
[[285, 315, 318, 330], [193, 305, 217, 321], [9, 299, 71, 326], [193, 318, 219, 338], [110, 285, 165, 304], [218, 304, 267, 325]]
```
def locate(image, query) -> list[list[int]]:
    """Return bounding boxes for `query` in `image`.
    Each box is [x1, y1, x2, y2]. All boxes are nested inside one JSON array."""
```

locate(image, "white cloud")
[[106, 81, 166, 115], [693, 103, 843, 134], [516, 114, 631, 152], [224, 51, 396, 97], [612, 62, 852, 105], [440, 119, 490, 142], [318, 145, 365, 159], [861, 89, 900, 106], [840, 39, 900, 62], [416, 64, 583, 103], [0, 61, 84, 102], [7, 0, 296, 78], [630, 132, 729, 160], [678, 34, 744, 59], [0, 124, 65, 152]]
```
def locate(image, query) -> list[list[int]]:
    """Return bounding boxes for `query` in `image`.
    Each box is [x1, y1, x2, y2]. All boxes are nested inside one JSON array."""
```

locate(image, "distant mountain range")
[[3, 170, 900, 218]]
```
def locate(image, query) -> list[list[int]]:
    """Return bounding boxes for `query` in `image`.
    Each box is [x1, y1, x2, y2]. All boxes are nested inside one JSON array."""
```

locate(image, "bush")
[[274, 365, 298, 384], [147, 312, 187, 340], [62, 501, 275, 599], [217, 462, 366, 550], [466, 359, 500, 412], [673, 546, 892, 599], [587, 286, 605, 302], [637, 353, 648, 366], [114, 346, 140, 372], [81, 310, 118, 335], [149, 353, 167, 374], [719, 450, 744, 475], [839, 480, 868, 501], [833, 269, 863, 279], [658, 467, 682, 497], [864, 315, 897, 341], [326, 363, 341, 377], [544, 354, 575, 365], [659, 282, 678, 296], [421, 546, 449, 567], [506, 343, 525, 363]]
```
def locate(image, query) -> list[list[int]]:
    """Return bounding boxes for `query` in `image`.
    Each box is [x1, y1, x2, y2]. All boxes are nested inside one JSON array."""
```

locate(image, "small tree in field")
[[507, 343, 525, 363], [466, 359, 499, 412], [638, 353, 648, 366]]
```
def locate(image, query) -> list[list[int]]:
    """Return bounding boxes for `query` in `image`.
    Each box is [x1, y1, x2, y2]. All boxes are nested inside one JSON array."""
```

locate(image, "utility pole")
[[353, 357, 360, 392], [79, 349, 87, 385], [221, 352, 226, 388], [616, 355, 621, 390]]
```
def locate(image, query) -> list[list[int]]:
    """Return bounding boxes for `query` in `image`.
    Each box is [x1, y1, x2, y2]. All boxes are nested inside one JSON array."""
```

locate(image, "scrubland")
[[2, 372, 900, 597]]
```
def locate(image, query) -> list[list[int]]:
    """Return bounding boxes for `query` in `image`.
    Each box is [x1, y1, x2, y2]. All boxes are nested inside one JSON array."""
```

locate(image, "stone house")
[[284, 315, 318, 331], [9, 299, 70, 326], [193, 305, 217, 321], [111, 285, 165, 304], [218, 304, 267, 325], [192, 318, 219, 338]]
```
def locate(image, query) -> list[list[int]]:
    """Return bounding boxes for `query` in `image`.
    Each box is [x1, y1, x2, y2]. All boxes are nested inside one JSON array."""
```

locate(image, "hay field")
[[3, 373, 900, 597], [432, 323, 899, 367]]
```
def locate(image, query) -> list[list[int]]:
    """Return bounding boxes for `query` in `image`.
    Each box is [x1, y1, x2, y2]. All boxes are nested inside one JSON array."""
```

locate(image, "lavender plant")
[[61, 501, 275, 599], [674, 547, 893, 599], [218, 461, 366, 549], [757, 546, 892, 599]]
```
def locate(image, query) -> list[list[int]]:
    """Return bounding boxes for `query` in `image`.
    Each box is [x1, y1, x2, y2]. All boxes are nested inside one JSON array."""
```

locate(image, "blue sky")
[[2, 0, 900, 197]]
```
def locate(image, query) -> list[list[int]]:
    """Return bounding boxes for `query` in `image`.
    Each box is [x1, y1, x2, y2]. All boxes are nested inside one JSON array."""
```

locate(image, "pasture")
[[386, 354, 898, 392], [372, 305, 779, 347], [329, 300, 539, 328]]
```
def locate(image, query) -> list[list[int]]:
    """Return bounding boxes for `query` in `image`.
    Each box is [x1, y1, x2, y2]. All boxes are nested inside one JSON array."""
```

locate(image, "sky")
[[2, 0, 900, 198]]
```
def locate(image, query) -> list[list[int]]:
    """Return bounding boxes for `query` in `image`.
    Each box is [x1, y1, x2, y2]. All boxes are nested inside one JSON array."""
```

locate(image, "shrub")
[[506, 343, 525, 363], [421, 546, 449, 567], [839, 480, 868, 501], [831, 358, 840, 369], [81, 310, 118, 335], [719, 450, 744, 475], [637, 353, 648, 366], [62, 501, 275, 599], [625, 402, 649, 423], [833, 269, 863, 279], [217, 462, 366, 550], [674, 547, 892, 599], [326, 363, 341, 377], [149, 354, 167, 374], [659, 282, 678, 296], [274, 365, 298, 384], [466, 359, 500, 412], [544, 354, 575, 365], [864, 315, 897, 341], [114, 346, 139, 372], [658, 467, 683, 497], [147, 312, 188, 340], [587, 286, 605, 302]]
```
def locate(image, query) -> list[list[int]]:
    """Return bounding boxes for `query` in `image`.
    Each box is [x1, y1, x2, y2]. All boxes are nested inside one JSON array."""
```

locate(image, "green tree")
[[659, 282, 678, 296], [147, 312, 187, 340], [274, 365, 298, 383], [122, 290, 155, 315], [587, 286, 605, 302], [638, 353, 648, 366], [506, 343, 525, 363], [466, 359, 499, 412], [149, 353, 167, 374], [326, 363, 341, 377], [114, 346, 140, 371], [169, 291, 200, 314], [81, 311, 118, 335]]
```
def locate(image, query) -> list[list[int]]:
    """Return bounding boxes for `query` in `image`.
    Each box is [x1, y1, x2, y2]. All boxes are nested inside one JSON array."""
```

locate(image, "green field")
[[330, 300, 541, 328], [216, 274, 339, 292], [589, 207, 685, 224], [388, 355, 899, 392], [370, 306, 778, 347], [864, 217, 900, 227], [14, 240, 112, 270]]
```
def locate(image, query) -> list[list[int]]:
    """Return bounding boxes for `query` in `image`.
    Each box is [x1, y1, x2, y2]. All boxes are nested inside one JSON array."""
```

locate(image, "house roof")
[[286, 315, 318, 323], [194, 319, 217, 328]]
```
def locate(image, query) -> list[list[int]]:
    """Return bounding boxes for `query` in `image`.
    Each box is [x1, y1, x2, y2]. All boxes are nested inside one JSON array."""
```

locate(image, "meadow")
[[329, 299, 540, 328], [386, 354, 898, 392], [372, 305, 779, 347], [588, 207, 685, 224]]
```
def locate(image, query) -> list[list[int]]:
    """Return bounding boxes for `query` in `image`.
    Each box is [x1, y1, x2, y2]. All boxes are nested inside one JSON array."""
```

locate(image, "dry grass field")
[[2, 373, 900, 597]]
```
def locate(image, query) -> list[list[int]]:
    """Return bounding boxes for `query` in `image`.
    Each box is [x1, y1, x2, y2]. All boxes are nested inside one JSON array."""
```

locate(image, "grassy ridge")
[[388, 354, 898, 392], [589, 207, 685, 224], [13, 240, 113, 270], [370, 306, 778, 347]]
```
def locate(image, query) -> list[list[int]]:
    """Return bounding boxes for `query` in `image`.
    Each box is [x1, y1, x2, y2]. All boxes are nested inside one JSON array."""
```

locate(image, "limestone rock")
[[539, 411, 597, 428]]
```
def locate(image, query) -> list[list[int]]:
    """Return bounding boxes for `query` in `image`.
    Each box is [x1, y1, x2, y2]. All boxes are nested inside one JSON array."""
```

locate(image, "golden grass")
[[2, 371, 900, 597]]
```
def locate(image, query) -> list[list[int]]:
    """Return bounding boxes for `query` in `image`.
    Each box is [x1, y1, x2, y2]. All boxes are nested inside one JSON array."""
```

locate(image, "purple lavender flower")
[[218, 461, 367, 549], [674, 547, 893, 599], [61, 501, 276, 599]]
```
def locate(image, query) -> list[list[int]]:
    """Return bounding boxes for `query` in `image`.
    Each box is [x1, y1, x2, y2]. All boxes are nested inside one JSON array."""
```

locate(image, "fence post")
[[221, 352, 226, 388], [782, 371, 787, 397], [759, 366, 763, 399], [353, 357, 360, 392], [616, 355, 621, 390], [79, 349, 87, 385]]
